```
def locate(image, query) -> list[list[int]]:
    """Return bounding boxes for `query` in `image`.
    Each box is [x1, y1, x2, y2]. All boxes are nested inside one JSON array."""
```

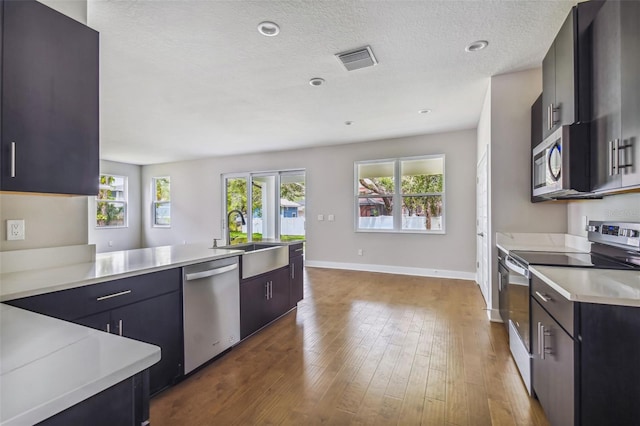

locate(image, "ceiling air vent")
[[336, 46, 377, 71]]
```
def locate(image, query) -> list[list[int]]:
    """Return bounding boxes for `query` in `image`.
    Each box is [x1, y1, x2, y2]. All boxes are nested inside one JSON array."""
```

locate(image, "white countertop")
[[0, 303, 160, 425], [496, 232, 590, 254], [531, 266, 640, 307], [0, 244, 243, 302]]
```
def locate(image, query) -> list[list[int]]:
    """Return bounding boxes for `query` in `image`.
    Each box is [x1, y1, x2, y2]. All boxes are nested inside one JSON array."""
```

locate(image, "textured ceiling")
[[88, 0, 575, 165]]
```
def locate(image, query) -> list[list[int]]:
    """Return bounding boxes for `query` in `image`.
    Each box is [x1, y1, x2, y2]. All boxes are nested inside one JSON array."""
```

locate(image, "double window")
[[153, 177, 171, 227], [223, 170, 305, 245], [96, 174, 127, 228], [355, 155, 445, 233]]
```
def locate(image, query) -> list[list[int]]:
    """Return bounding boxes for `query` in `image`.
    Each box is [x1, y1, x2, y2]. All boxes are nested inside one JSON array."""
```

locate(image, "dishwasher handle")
[[185, 263, 238, 281]]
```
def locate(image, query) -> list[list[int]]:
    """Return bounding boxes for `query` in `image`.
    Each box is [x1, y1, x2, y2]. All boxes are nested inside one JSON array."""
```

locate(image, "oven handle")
[[505, 256, 529, 278]]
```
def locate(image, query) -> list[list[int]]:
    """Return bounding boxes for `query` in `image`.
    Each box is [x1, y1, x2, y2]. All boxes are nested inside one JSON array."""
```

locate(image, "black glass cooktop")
[[510, 251, 639, 270]]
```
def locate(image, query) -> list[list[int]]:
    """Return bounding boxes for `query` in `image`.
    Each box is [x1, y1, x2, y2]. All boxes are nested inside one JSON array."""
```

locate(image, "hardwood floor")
[[151, 268, 549, 425]]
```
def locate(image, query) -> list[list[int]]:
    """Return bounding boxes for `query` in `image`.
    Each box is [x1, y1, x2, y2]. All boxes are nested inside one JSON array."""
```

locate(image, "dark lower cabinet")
[[580, 303, 640, 426], [6, 269, 183, 396], [531, 299, 576, 426], [1, 0, 99, 195], [111, 291, 183, 395], [37, 371, 148, 426], [290, 255, 304, 308], [240, 267, 291, 340]]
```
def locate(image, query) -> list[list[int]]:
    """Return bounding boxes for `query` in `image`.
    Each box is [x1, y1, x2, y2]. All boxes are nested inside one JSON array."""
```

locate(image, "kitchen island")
[[0, 303, 160, 425]]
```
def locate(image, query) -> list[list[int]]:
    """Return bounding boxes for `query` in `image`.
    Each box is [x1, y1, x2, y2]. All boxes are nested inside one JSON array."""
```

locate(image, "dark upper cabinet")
[[590, 0, 640, 192], [0, 0, 99, 195], [542, 2, 601, 140]]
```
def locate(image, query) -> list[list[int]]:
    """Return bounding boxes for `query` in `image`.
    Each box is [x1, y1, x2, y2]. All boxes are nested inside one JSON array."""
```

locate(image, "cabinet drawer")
[[7, 269, 181, 321], [289, 243, 304, 259], [531, 275, 575, 336]]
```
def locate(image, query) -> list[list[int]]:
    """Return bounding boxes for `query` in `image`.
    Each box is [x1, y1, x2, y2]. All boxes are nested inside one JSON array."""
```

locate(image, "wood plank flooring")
[[151, 268, 549, 425]]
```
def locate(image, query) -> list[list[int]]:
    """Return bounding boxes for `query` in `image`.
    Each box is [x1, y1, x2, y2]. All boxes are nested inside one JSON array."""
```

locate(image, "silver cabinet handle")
[[613, 139, 620, 175], [537, 322, 542, 357], [542, 325, 552, 359], [265, 282, 269, 300], [547, 105, 551, 130], [498, 271, 502, 291], [535, 291, 552, 302], [118, 319, 123, 336], [609, 140, 615, 176], [269, 281, 273, 299], [96, 290, 131, 301], [106, 323, 110, 333], [10, 142, 16, 178], [550, 103, 558, 128], [292, 266, 295, 280], [540, 324, 546, 360], [295, 248, 303, 252]]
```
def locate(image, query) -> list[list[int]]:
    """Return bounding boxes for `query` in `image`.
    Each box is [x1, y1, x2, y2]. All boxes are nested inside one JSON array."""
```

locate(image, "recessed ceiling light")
[[465, 40, 488, 52], [309, 78, 325, 87], [419, 109, 432, 114], [258, 21, 280, 37], [345, 121, 354, 126]]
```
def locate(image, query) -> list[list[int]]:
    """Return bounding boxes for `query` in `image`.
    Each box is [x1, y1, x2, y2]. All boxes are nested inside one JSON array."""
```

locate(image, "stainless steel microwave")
[[532, 124, 590, 198]]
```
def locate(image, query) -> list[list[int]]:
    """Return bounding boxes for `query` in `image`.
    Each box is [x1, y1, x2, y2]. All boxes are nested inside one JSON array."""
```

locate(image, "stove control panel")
[[588, 221, 640, 251]]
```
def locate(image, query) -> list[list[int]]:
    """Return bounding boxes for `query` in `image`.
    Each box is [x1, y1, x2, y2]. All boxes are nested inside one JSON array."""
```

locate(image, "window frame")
[[95, 174, 128, 229], [354, 154, 446, 234], [222, 169, 306, 244], [152, 176, 171, 228]]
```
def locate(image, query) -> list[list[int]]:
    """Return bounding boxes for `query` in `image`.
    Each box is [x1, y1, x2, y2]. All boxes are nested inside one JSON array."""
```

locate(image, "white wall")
[[567, 192, 640, 236], [483, 68, 568, 319], [142, 130, 478, 277], [88, 160, 143, 253]]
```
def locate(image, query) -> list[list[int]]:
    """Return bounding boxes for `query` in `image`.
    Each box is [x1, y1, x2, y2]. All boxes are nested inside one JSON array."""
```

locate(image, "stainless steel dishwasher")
[[182, 256, 240, 374]]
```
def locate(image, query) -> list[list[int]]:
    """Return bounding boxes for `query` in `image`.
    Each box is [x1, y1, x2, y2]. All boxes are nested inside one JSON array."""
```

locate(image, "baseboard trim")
[[305, 260, 476, 281], [487, 308, 502, 322]]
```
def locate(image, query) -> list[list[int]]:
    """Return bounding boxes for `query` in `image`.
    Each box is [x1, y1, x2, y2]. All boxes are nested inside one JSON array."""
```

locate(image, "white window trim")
[[152, 176, 171, 228], [354, 154, 446, 234], [96, 174, 128, 229]]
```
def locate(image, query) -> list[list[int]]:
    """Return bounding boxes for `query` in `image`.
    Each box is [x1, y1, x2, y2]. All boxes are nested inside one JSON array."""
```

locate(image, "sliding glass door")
[[223, 170, 305, 245]]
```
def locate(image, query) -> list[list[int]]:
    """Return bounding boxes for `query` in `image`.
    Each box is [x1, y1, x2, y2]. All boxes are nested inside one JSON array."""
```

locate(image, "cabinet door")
[[621, 0, 640, 188], [267, 267, 291, 323], [240, 276, 269, 339], [75, 312, 111, 333], [590, 0, 622, 192], [554, 9, 576, 129], [531, 300, 575, 426], [290, 256, 304, 307], [111, 291, 183, 395], [542, 45, 556, 139], [1, 0, 99, 195]]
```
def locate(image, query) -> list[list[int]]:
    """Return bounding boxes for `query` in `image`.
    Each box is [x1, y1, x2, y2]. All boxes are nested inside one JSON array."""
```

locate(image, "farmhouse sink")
[[219, 243, 289, 279]]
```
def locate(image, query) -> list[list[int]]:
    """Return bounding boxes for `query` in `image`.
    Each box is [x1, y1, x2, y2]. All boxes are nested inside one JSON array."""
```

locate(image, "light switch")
[[328, 214, 335, 222], [7, 219, 25, 241], [317, 214, 324, 221]]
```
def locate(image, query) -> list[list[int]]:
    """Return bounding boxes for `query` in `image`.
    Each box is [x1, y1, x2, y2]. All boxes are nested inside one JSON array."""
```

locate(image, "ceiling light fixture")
[[465, 40, 488, 52], [419, 109, 432, 114], [309, 78, 325, 87], [345, 121, 354, 126], [258, 21, 280, 37]]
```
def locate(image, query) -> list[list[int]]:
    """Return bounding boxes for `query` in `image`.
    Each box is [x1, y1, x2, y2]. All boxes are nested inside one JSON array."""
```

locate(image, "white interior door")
[[476, 153, 489, 303]]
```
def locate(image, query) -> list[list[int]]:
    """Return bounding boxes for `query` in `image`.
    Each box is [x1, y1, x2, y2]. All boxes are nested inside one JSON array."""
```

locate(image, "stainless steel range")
[[498, 221, 640, 394]]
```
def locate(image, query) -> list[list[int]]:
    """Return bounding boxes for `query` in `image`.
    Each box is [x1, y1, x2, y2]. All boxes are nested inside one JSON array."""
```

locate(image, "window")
[[96, 174, 127, 228], [355, 155, 445, 233], [153, 177, 171, 227], [223, 170, 305, 245]]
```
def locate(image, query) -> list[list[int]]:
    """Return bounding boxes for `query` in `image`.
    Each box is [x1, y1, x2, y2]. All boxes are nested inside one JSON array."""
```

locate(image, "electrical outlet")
[[328, 214, 335, 222], [357, 249, 363, 256], [317, 214, 324, 221], [7, 219, 25, 241]]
